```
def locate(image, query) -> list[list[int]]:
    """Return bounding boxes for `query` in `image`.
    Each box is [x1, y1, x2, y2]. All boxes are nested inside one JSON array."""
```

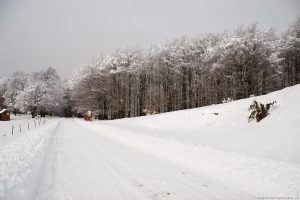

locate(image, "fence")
[[1, 117, 47, 137]]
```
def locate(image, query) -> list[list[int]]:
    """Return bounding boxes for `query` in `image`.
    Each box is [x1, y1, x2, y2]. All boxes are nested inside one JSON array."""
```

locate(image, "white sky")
[[0, 0, 299, 79]]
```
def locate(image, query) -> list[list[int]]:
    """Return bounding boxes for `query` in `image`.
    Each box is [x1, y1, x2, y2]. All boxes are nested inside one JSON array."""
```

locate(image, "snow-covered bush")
[[142, 109, 158, 116], [222, 97, 233, 103], [248, 100, 276, 122]]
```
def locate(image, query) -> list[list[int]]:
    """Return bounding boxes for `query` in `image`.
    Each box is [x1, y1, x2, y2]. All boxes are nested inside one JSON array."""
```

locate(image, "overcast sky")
[[0, 0, 299, 79]]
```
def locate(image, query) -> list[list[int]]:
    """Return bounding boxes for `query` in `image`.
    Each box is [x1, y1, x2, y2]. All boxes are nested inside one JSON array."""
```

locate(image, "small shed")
[[0, 109, 10, 121], [84, 110, 92, 121]]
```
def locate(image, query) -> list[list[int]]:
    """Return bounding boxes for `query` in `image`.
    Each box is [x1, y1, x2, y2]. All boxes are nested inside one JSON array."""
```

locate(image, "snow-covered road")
[[35, 119, 253, 200], [1, 119, 255, 200]]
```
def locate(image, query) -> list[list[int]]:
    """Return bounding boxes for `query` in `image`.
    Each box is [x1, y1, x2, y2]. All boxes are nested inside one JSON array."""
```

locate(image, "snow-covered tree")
[[68, 17, 300, 120], [3, 72, 27, 114], [0, 77, 8, 109], [15, 67, 66, 117], [279, 17, 300, 86]]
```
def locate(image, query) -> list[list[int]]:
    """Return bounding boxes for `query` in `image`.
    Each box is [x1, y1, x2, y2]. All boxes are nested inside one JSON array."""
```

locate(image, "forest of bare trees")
[[69, 18, 300, 120], [1, 18, 299, 119]]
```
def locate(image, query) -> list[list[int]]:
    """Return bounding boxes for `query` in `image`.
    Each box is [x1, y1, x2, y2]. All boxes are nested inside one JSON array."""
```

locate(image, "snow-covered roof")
[[0, 109, 9, 114]]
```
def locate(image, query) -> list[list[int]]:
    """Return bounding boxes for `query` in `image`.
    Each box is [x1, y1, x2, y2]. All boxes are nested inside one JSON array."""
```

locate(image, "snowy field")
[[0, 85, 300, 200]]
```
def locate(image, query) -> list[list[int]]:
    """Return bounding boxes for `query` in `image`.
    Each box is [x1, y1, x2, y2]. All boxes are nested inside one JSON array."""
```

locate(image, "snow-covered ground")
[[0, 85, 300, 200], [0, 115, 49, 150]]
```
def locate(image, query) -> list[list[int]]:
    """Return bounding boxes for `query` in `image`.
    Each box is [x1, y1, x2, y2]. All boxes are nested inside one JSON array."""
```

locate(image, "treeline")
[[0, 67, 70, 117], [1, 18, 299, 119], [70, 18, 300, 120]]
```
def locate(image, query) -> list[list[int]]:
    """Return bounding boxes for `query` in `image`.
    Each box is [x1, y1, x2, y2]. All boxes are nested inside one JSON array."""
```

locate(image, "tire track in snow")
[[44, 119, 146, 200], [72, 119, 252, 200], [77, 126, 213, 199]]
